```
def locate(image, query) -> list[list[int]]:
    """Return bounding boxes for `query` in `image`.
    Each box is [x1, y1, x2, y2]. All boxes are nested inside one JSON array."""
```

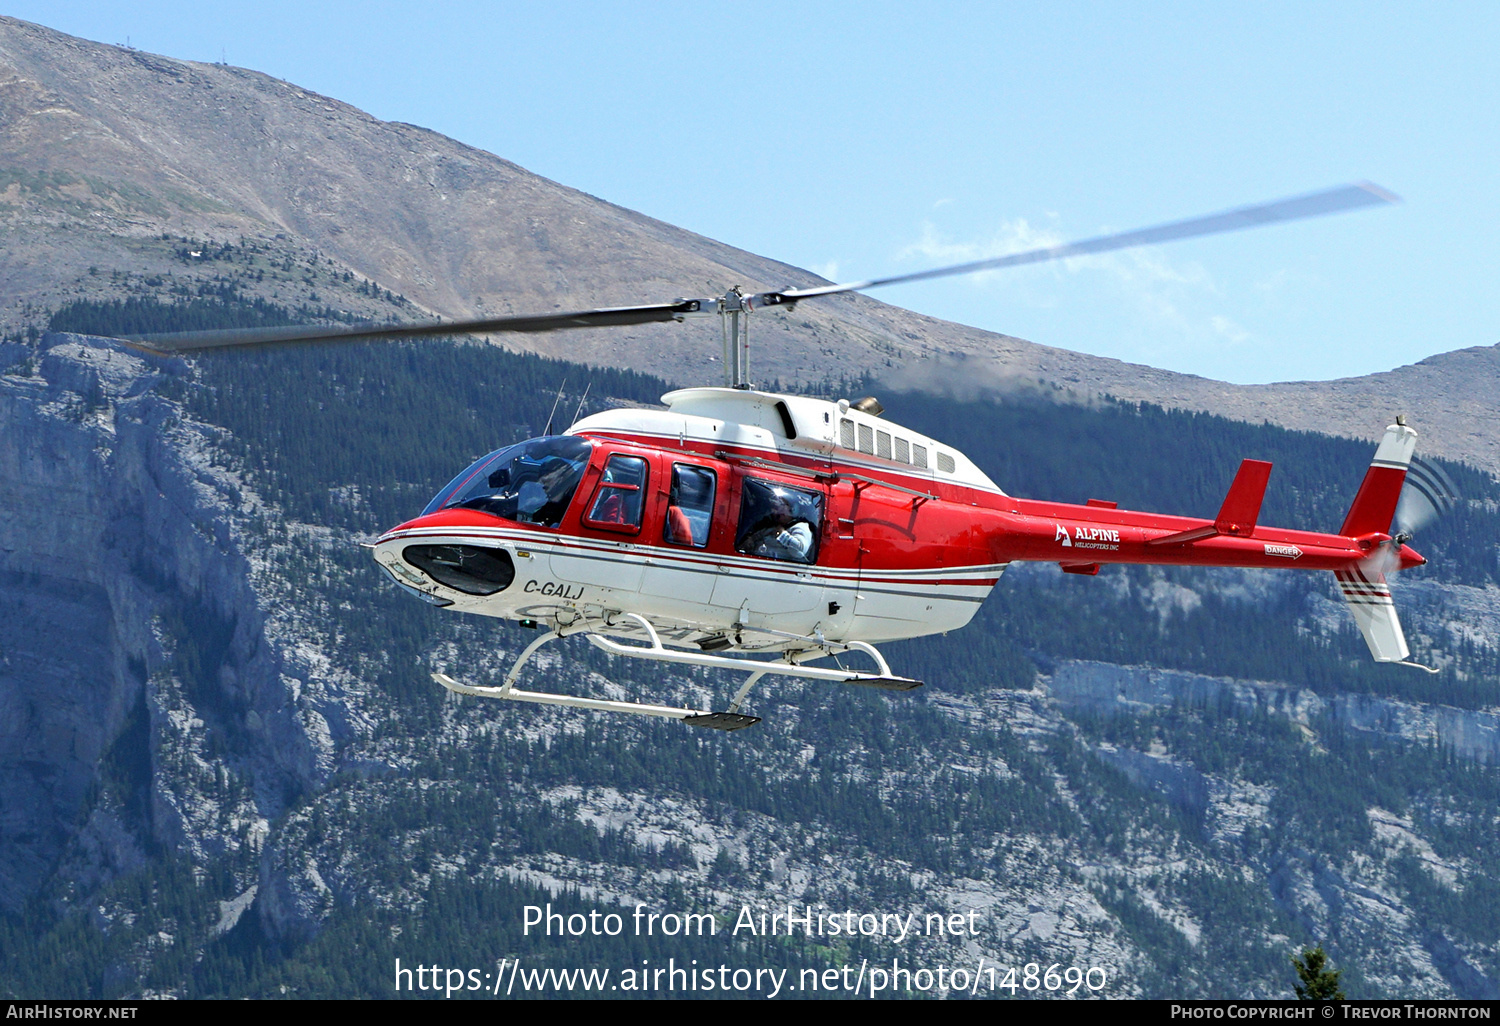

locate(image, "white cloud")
[[898, 216, 1260, 350], [899, 218, 1066, 283], [1210, 315, 1251, 344], [811, 260, 840, 283]]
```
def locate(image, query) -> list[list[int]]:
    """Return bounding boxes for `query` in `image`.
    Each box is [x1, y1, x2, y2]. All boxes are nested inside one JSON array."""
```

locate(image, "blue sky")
[[10, 2, 1499, 384]]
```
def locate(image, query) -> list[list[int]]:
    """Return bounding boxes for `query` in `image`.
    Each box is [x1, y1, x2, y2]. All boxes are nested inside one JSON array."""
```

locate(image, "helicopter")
[[125, 182, 1456, 731]]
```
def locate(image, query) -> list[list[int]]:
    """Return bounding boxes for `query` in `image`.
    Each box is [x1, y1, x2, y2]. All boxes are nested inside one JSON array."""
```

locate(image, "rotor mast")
[[718, 286, 752, 388]]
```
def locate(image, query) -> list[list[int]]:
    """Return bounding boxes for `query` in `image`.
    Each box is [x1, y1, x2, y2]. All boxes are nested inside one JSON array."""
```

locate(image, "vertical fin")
[[1341, 421, 1418, 537], [1334, 421, 1438, 672], [1215, 459, 1273, 536], [1334, 567, 1409, 662]]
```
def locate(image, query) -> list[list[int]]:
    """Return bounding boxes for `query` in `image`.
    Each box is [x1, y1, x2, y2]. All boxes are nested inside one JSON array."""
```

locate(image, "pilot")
[[530, 459, 579, 527], [745, 494, 813, 562]]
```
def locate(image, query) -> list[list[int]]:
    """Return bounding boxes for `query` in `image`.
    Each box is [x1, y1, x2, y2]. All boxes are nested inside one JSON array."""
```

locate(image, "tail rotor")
[[1337, 419, 1451, 672], [1362, 454, 1458, 577], [1393, 454, 1459, 540]]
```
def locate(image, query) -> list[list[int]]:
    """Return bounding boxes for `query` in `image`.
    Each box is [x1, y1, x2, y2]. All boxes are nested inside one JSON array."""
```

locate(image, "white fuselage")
[[372, 388, 1008, 653]]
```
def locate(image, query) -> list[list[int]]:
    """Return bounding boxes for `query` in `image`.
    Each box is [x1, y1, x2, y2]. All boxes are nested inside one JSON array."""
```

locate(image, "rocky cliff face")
[[1050, 659, 1500, 766], [0, 335, 362, 928], [1045, 655, 1500, 999]]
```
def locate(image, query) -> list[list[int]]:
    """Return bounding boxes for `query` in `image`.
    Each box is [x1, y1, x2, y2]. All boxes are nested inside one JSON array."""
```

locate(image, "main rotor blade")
[[759, 182, 1398, 305], [116, 182, 1395, 355], [121, 299, 710, 354]]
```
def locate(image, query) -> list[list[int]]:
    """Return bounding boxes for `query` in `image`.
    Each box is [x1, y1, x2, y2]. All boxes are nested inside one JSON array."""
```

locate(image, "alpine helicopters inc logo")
[[1055, 524, 1120, 551]]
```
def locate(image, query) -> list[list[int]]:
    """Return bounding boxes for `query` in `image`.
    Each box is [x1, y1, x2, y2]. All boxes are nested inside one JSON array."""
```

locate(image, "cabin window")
[[840, 419, 855, 449], [857, 423, 874, 455], [912, 444, 929, 468], [937, 451, 956, 474], [426, 436, 591, 528], [894, 437, 910, 463], [584, 455, 648, 532], [663, 464, 716, 548], [734, 478, 823, 565]]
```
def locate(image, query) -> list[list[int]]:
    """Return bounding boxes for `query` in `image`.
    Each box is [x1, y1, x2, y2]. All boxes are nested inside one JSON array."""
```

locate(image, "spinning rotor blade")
[[1393, 455, 1459, 538], [117, 181, 1396, 355], [122, 299, 711, 355], [1361, 455, 1458, 576], [753, 182, 1398, 307]]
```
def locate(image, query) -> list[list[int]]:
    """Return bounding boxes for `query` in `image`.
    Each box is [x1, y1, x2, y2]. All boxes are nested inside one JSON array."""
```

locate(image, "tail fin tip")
[[1340, 420, 1418, 538]]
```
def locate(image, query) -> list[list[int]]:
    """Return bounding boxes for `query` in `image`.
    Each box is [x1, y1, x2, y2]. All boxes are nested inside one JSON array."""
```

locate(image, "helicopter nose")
[[1397, 543, 1426, 571], [402, 543, 517, 595]]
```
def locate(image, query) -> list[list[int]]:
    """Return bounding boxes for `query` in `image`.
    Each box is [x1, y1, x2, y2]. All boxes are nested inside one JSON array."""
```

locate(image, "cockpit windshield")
[[422, 436, 592, 527]]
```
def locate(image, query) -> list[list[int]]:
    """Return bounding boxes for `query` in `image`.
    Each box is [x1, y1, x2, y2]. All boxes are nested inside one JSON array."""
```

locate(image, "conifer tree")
[[1292, 945, 1345, 1000]]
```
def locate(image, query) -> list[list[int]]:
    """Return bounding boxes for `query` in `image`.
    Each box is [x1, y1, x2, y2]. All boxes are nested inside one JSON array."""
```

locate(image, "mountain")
[[3, 15, 1500, 1001], [2, 14, 1499, 473]]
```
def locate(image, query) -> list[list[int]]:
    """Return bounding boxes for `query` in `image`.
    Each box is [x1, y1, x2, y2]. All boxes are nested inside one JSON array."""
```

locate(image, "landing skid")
[[432, 613, 922, 731]]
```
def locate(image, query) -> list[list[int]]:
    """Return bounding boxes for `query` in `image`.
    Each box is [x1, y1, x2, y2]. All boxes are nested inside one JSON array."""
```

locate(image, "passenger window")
[[734, 478, 822, 564], [584, 455, 648, 532], [663, 464, 716, 548]]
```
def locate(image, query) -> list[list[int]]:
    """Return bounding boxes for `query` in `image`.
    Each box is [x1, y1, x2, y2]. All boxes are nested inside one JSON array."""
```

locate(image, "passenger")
[[666, 503, 693, 543], [742, 494, 813, 562], [595, 492, 627, 525]]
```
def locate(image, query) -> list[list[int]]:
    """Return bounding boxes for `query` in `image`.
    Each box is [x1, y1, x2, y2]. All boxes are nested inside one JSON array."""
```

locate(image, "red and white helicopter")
[[130, 183, 1453, 731]]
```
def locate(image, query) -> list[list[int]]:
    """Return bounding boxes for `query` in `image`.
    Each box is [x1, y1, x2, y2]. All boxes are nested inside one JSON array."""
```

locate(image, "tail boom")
[[989, 502, 1386, 572], [985, 422, 1426, 575], [978, 419, 1431, 668]]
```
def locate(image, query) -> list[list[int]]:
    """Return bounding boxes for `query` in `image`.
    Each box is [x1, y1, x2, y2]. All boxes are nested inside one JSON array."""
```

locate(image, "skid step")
[[683, 712, 762, 731], [845, 676, 924, 692]]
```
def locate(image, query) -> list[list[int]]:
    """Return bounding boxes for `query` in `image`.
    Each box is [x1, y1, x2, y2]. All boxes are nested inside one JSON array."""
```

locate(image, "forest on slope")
[[2, 286, 1498, 998]]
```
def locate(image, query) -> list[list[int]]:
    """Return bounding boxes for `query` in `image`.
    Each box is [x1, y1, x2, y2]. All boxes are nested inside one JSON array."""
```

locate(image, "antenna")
[[542, 376, 568, 436], [570, 381, 591, 426]]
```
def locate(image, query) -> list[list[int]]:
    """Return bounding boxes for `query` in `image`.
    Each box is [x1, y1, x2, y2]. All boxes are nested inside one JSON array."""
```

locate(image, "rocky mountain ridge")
[[3, 15, 1499, 475], [1049, 659, 1500, 767]]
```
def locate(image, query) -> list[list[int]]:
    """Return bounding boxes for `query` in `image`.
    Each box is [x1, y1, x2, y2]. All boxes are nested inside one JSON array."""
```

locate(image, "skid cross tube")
[[432, 625, 714, 720], [586, 614, 905, 684], [728, 671, 767, 714], [431, 614, 918, 727]]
